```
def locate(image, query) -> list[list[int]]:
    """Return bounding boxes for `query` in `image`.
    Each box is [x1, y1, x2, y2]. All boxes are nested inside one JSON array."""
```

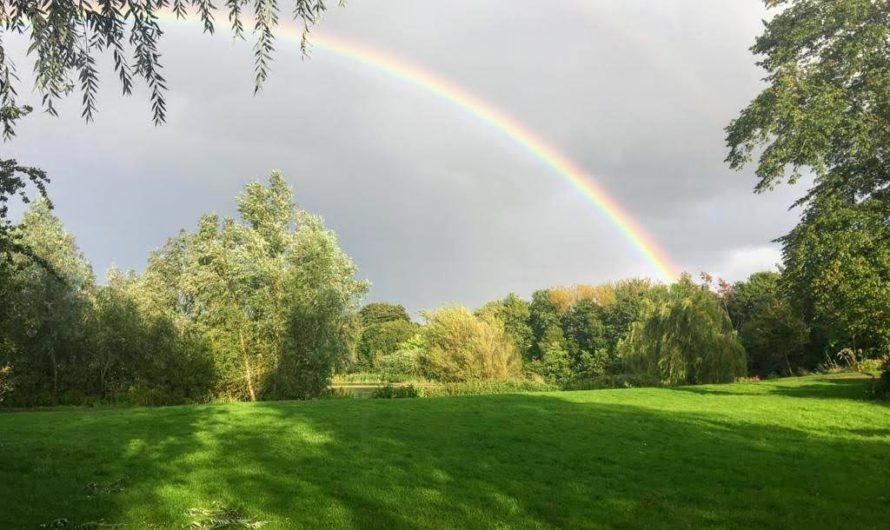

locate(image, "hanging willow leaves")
[[0, 0, 341, 131]]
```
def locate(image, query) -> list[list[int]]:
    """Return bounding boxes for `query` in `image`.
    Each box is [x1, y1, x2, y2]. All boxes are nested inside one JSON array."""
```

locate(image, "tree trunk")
[[240, 330, 257, 402]]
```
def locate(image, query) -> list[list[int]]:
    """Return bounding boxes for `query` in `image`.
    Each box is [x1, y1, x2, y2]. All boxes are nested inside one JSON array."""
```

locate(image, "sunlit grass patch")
[[2, 374, 888, 529]]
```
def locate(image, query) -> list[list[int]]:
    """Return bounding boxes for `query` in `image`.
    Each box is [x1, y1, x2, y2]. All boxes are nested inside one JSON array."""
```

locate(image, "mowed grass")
[[1, 374, 888, 529]]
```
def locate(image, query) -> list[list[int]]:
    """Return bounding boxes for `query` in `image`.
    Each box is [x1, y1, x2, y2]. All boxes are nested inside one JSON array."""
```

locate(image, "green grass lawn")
[[2, 374, 888, 529]]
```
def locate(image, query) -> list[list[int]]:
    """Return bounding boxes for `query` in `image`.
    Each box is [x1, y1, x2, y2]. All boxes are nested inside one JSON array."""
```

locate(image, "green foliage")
[[476, 293, 533, 359], [371, 384, 420, 399], [0, 1, 338, 135], [0, 199, 95, 406], [780, 189, 890, 358], [872, 361, 890, 400], [727, 0, 890, 400], [526, 281, 660, 385], [356, 319, 417, 369], [725, 272, 810, 376], [377, 347, 422, 382], [0, 360, 11, 404], [359, 303, 411, 327], [620, 275, 747, 385], [560, 374, 650, 391], [725, 0, 889, 198], [141, 173, 368, 401], [0, 159, 49, 268], [420, 305, 521, 382], [528, 289, 563, 360], [92, 268, 215, 406], [0, 172, 365, 406], [601, 278, 659, 351], [527, 326, 572, 385]]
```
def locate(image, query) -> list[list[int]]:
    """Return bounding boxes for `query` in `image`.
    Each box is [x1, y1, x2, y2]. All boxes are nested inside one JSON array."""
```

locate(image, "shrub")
[[372, 384, 420, 399], [377, 348, 421, 382], [420, 305, 521, 382]]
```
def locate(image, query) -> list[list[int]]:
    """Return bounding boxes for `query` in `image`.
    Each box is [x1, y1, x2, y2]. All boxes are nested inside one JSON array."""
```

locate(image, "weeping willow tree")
[[619, 275, 746, 386]]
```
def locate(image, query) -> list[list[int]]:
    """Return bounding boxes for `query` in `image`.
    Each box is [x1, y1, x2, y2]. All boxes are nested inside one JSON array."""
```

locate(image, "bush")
[[377, 348, 421, 382], [372, 384, 420, 399], [420, 305, 521, 382]]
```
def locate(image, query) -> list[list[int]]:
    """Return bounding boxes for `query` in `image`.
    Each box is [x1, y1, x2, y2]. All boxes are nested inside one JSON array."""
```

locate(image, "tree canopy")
[[725, 0, 889, 201], [727, 0, 890, 385], [620, 275, 747, 386]]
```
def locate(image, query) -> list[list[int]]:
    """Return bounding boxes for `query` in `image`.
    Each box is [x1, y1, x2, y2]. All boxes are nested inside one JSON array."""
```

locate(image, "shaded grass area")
[[1, 374, 888, 529]]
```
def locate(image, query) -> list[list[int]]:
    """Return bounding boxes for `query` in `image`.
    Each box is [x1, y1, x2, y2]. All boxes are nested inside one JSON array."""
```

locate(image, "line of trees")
[[0, 172, 367, 406], [356, 270, 888, 391]]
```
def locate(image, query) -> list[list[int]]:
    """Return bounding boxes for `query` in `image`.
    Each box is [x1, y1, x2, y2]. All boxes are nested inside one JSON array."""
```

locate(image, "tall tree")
[[92, 266, 214, 405], [529, 289, 565, 360], [269, 209, 367, 398], [601, 279, 658, 353], [780, 189, 890, 357], [727, 0, 890, 384], [0, 199, 95, 405], [142, 172, 366, 400], [725, 271, 810, 375], [620, 275, 747, 386], [476, 293, 534, 360], [356, 302, 415, 368]]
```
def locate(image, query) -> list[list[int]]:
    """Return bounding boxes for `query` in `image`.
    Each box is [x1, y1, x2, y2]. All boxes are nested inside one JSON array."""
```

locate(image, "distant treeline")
[[1, 173, 887, 407], [356, 271, 883, 392]]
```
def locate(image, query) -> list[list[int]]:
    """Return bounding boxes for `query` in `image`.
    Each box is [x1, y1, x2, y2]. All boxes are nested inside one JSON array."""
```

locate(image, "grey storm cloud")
[[4, 0, 804, 313]]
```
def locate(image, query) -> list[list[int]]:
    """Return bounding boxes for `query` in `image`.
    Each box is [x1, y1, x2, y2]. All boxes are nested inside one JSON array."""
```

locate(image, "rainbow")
[[160, 14, 678, 282]]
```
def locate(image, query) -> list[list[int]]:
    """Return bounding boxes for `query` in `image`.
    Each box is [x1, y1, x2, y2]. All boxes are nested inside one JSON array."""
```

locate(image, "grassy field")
[[1, 374, 888, 529]]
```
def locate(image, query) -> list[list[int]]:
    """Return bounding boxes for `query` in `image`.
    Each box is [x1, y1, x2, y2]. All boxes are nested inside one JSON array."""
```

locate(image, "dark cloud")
[[4, 0, 804, 312]]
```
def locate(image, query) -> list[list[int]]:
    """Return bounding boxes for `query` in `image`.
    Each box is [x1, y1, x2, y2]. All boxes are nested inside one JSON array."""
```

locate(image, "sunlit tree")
[[620, 275, 746, 385]]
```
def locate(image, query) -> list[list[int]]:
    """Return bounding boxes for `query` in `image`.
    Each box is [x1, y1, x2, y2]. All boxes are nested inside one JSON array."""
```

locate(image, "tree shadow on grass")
[[2, 388, 889, 529], [674, 375, 877, 402]]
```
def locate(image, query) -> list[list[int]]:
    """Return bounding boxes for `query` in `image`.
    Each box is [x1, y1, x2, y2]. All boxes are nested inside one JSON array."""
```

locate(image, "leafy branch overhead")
[[725, 0, 889, 200], [0, 0, 341, 138]]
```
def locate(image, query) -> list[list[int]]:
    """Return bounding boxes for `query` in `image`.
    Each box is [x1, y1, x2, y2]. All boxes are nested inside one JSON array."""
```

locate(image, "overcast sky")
[[5, 0, 806, 313]]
